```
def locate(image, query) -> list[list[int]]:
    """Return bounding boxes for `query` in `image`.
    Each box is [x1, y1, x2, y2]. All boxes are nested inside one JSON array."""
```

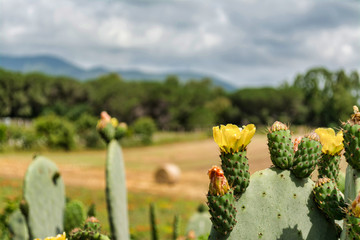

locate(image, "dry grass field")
[[0, 133, 348, 237]]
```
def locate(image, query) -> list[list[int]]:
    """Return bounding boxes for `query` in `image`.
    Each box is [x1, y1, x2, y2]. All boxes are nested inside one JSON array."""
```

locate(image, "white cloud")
[[0, 0, 359, 87]]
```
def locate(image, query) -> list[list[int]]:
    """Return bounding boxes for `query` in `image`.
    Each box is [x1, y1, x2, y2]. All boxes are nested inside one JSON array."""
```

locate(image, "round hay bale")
[[155, 163, 181, 184]]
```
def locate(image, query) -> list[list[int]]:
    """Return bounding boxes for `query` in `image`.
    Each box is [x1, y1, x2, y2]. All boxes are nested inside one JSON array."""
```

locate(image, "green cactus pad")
[[292, 137, 321, 178], [23, 156, 65, 239], [343, 123, 360, 171], [220, 151, 250, 197], [207, 189, 237, 235], [64, 200, 86, 234], [313, 178, 346, 220], [347, 215, 360, 240], [318, 154, 341, 183], [186, 207, 212, 238], [344, 165, 360, 205], [267, 130, 294, 169], [8, 209, 29, 240], [105, 140, 129, 240], [209, 168, 338, 240]]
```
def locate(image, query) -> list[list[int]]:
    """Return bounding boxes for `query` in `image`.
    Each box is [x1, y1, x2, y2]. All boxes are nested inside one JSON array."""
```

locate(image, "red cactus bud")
[[208, 166, 230, 196]]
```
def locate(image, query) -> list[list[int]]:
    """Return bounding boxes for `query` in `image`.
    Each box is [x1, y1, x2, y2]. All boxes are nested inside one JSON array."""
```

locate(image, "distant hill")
[[0, 54, 236, 91]]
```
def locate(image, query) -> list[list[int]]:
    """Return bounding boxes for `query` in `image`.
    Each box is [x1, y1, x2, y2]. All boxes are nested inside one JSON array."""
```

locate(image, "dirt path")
[[0, 136, 279, 200]]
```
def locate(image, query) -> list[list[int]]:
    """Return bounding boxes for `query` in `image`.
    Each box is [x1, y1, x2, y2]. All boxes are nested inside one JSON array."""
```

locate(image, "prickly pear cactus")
[[69, 217, 110, 240], [64, 200, 86, 234], [8, 209, 29, 240], [213, 124, 256, 197], [209, 168, 338, 239], [186, 205, 212, 238], [292, 135, 321, 178], [23, 156, 65, 239], [267, 121, 294, 170], [315, 128, 344, 183], [313, 178, 346, 220], [207, 166, 237, 235], [105, 139, 129, 240]]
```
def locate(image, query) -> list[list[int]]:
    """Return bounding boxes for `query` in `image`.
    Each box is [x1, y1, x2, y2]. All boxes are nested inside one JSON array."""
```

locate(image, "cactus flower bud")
[[315, 128, 344, 156], [351, 192, 360, 218], [293, 137, 302, 152], [208, 166, 230, 196], [34, 232, 67, 240], [213, 124, 256, 153], [84, 216, 101, 231], [269, 121, 288, 133]]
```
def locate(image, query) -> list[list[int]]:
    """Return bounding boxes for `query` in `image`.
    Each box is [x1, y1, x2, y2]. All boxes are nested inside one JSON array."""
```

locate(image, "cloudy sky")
[[1, 0, 359, 87]]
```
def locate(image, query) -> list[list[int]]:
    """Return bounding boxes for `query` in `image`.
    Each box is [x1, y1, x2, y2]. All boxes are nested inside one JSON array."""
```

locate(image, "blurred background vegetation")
[[0, 66, 358, 151]]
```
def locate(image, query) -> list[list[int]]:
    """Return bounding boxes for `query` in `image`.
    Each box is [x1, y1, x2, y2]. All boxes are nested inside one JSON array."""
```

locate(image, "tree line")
[[0, 67, 359, 130]]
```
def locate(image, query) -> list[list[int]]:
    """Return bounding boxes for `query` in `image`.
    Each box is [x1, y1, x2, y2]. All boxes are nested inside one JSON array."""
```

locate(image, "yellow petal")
[[315, 128, 344, 155]]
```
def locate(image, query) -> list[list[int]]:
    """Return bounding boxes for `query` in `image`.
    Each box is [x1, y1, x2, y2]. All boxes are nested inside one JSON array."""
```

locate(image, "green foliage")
[[75, 114, 104, 149], [34, 115, 76, 150], [132, 117, 157, 145], [0, 197, 21, 240]]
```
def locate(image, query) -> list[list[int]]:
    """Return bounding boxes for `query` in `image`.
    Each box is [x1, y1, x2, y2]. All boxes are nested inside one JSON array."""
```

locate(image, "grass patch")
[[0, 177, 203, 239]]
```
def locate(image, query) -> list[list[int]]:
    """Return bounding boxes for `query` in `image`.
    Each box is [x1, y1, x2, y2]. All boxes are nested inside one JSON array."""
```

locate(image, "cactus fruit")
[[343, 106, 360, 171], [220, 151, 250, 197], [105, 139, 129, 240], [267, 121, 294, 169], [346, 216, 360, 240], [186, 204, 212, 238], [8, 209, 29, 240], [149, 203, 158, 240], [23, 156, 65, 239], [64, 200, 86, 234], [208, 168, 338, 240], [315, 128, 344, 182], [97, 111, 128, 143], [207, 166, 237, 235], [292, 133, 322, 178], [313, 178, 346, 220], [69, 217, 110, 240], [213, 124, 256, 196]]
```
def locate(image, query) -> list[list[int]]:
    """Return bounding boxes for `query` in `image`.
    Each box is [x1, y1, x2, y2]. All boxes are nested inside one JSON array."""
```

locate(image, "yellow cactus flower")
[[213, 124, 256, 153], [315, 128, 344, 155], [34, 232, 67, 240]]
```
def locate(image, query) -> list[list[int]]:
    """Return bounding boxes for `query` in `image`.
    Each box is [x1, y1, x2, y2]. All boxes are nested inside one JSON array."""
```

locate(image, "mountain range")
[[0, 54, 236, 91]]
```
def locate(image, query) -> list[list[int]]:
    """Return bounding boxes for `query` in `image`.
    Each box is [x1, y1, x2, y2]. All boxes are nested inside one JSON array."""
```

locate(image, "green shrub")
[[75, 114, 104, 149], [34, 115, 76, 150], [6, 125, 38, 150], [131, 117, 157, 145]]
